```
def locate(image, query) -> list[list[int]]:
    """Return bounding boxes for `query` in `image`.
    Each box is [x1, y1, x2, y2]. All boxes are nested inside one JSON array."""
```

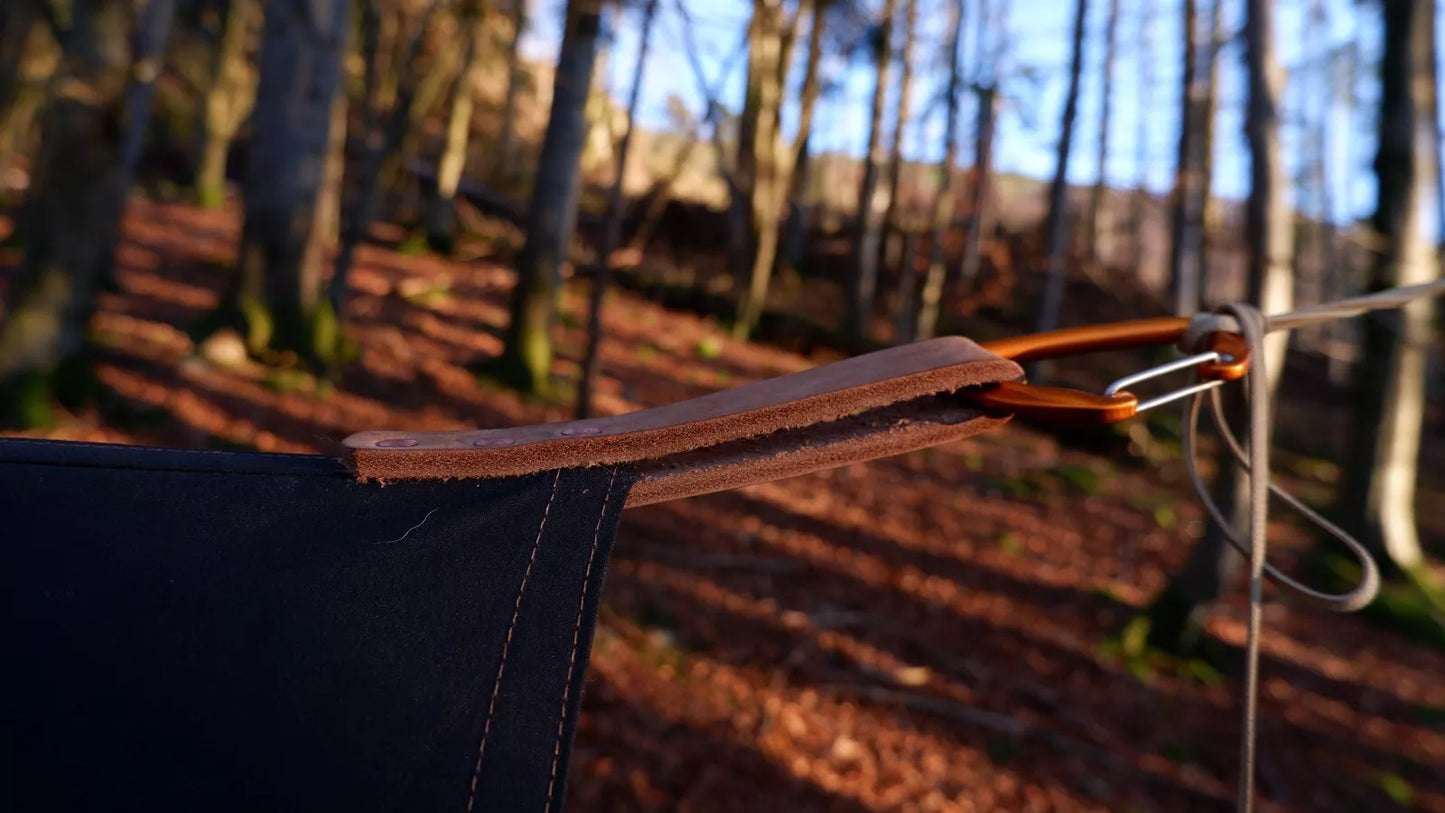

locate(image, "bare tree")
[[1434, 1, 1445, 265], [892, 228, 921, 340], [1325, 23, 1364, 386], [1031, 0, 1088, 347], [1198, 0, 1222, 257], [1339, 0, 1439, 575], [328, 1, 452, 315], [1241, 0, 1294, 376], [0, 0, 44, 119], [314, 77, 347, 255], [1295, 0, 1336, 341], [677, 5, 748, 272], [629, 25, 748, 257], [957, 86, 996, 289], [779, 0, 832, 275], [122, 0, 182, 171], [1142, 0, 1296, 655], [731, 0, 797, 338], [193, 0, 351, 366], [911, 0, 965, 342], [880, 0, 918, 279], [1167, 0, 1206, 316], [1086, 0, 1119, 265], [0, 4, 61, 194], [194, 0, 258, 208], [367, 1, 401, 116], [424, 0, 488, 253], [495, 0, 527, 181], [0, 0, 173, 425], [846, 0, 899, 340], [98, 0, 179, 283], [497, 0, 605, 395], [958, 0, 1003, 292], [1128, 1, 1152, 272], [576, 0, 659, 419]]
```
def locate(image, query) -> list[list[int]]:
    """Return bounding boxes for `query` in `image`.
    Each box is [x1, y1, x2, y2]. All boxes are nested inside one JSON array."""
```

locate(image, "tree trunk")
[[497, 0, 526, 182], [1299, 0, 1325, 275], [497, 0, 604, 395], [1339, 0, 1438, 574], [424, 0, 487, 254], [1326, 29, 1363, 387], [732, 0, 790, 339], [1129, 1, 1152, 273], [120, 3, 173, 171], [194, 0, 257, 208], [780, 0, 829, 275], [1296, 0, 1331, 332], [1241, 0, 1294, 383], [1030, 0, 1088, 359], [892, 229, 920, 343], [1143, 0, 1297, 655], [846, 0, 898, 340], [0, 0, 142, 426], [1086, 0, 1119, 265], [914, 0, 965, 341], [0, 0, 49, 146], [314, 84, 347, 254], [206, 0, 351, 367], [356, 0, 392, 162], [389, 36, 465, 223], [373, 3, 402, 117], [576, 0, 658, 419], [780, 132, 812, 272], [880, 0, 918, 280], [958, 89, 997, 292], [1434, 3, 1445, 266], [0, 0, 42, 118], [1167, 0, 1206, 316], [726, 6, 766, 307], [329, 1, 449, 315], [0, 2, 56, 198], [1198, 0, 1222, 261], [97, 0, 179, 283]]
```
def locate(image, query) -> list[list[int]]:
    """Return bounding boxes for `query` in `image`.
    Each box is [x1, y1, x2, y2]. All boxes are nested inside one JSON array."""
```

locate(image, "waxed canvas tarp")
[[1, 438, 634, 812]]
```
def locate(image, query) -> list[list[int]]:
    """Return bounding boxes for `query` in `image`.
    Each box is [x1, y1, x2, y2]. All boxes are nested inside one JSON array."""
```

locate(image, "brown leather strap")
[[344, 337, 1021, 506]]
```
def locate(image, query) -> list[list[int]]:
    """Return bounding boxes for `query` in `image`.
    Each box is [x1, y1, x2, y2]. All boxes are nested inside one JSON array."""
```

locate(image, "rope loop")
[[1184, 387, 1380, 612], [1131, 282, 1445, 811], [1182, 302, 1382, 813]]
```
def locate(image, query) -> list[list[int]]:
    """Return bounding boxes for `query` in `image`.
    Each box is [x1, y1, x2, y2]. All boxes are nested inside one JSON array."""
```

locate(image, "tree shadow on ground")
[[609, 488, 1445, 812], [570, 671, 877, 812]]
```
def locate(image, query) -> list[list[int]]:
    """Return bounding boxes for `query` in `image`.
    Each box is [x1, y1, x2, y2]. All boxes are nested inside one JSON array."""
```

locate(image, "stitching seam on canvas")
[[465, 469, 561, 812], [543, 467, 619, 812]]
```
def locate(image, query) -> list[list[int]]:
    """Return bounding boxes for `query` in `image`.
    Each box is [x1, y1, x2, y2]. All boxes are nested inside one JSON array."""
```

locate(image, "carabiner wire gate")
[[1104, 350, 1233, 416]]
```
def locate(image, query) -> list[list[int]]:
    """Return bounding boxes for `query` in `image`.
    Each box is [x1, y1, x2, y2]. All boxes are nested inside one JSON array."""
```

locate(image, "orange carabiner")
[[964, 318, 1250, 426]]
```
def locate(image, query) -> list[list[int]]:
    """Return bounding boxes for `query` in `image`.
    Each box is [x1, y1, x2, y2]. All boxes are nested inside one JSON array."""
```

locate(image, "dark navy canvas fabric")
[[0, 439, 635, 812]]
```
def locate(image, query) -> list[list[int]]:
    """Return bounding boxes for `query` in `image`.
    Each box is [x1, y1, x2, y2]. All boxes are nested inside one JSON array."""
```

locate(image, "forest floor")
[[3, 196, 1445, 811]]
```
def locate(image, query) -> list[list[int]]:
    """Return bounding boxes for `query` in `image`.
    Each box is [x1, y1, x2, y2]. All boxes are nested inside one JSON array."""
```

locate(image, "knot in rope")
[[1179, 311, 1241, 355]]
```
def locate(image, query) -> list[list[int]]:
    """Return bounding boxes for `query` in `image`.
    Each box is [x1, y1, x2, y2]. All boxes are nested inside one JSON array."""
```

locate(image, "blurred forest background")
[[2, 0, 1445, 809]]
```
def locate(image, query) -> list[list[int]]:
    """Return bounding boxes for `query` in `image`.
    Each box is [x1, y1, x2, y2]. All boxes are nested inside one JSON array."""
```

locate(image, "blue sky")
[[522, 0, 1445, 234]]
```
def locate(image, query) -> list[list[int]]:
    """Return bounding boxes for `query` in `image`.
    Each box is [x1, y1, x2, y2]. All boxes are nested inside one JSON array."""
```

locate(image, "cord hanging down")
[[1173, 276, 1445, 813]]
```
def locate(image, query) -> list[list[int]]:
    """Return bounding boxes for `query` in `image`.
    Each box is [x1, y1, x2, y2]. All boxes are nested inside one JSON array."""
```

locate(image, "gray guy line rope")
[[1173, 278, 1444, 813]]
